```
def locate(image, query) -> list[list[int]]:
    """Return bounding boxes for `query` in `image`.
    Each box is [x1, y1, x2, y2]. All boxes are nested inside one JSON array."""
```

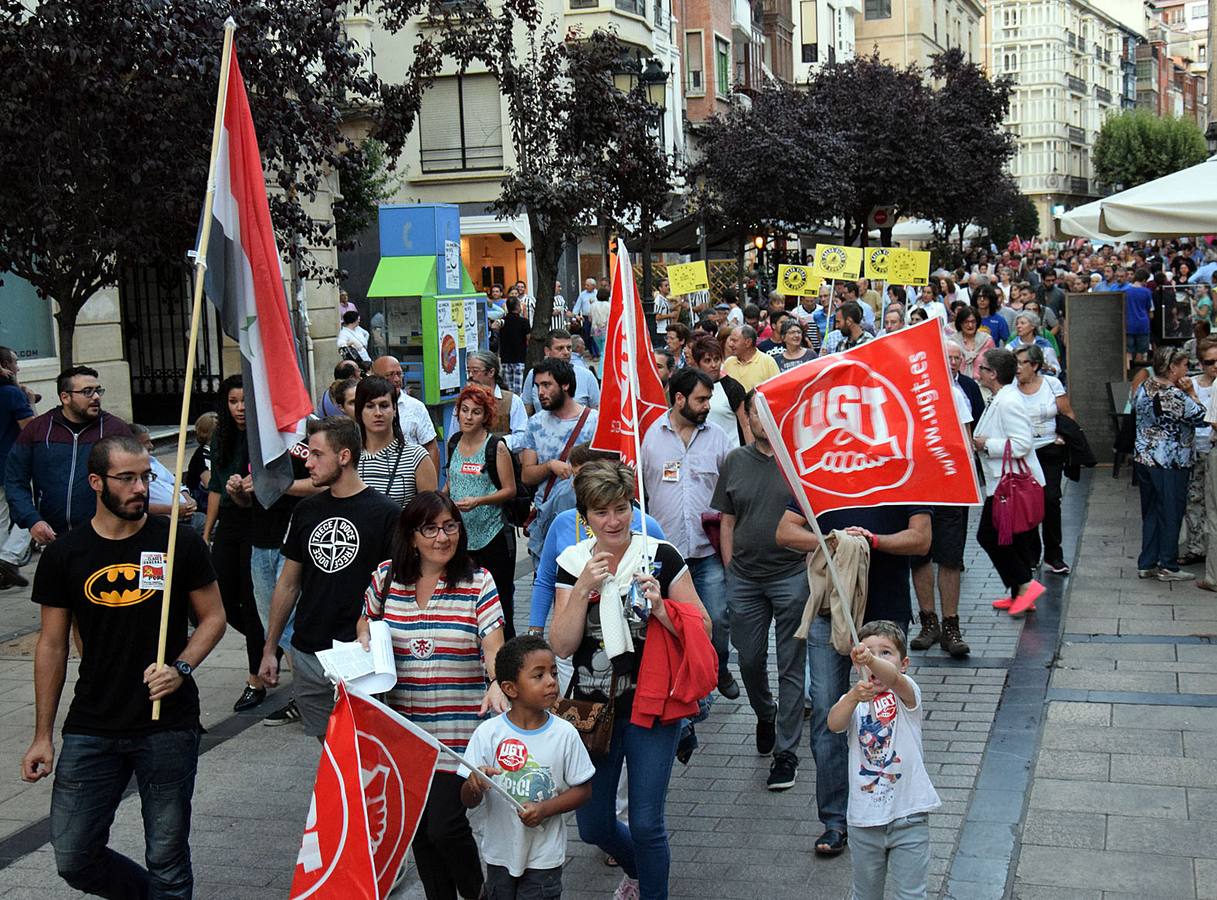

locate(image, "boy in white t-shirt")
[[827, 621, 942, 900], [462, 634, 595, 898]]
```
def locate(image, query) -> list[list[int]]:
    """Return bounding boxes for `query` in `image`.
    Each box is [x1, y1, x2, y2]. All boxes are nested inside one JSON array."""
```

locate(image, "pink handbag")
[[993, 440, 1044, 545]]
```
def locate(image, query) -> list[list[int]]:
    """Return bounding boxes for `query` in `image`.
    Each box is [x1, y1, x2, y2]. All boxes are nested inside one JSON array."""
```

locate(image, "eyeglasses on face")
[[66, 387, 105, 398], [103, 472, 157, 485], [417, 521, 461, 539], [1201, 359, 1217, 367]]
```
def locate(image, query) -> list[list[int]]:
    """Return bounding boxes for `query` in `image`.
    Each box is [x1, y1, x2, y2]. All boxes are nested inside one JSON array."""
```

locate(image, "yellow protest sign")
[[777, 264, 821, 296], [887, 249, 931, 286], [814, 244, 863, 280], [665, 261, 709, 296], [864, 247, 891, 279]]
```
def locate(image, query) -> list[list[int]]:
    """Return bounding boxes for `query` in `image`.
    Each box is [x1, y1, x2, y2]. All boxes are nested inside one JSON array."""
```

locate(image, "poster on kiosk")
[[365, 203, 488, 409]]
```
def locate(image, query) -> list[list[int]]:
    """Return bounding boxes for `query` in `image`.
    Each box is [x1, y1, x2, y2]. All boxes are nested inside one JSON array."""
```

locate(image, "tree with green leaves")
[[1093, 108, 1209, 190], [371, 0, 672, 363], [0, 0, 412, 365]]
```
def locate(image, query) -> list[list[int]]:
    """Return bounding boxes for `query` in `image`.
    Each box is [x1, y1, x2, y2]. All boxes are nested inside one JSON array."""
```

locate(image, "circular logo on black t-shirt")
[[308, 517, 360, 573]]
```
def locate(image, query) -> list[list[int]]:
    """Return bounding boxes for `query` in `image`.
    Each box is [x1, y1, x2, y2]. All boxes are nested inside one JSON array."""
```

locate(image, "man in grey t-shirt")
[[711, 389, 808, 792]]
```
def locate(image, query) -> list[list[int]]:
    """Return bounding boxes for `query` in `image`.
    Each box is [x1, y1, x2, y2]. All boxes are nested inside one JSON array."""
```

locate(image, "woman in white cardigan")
[[973, 347, 1047, 617]]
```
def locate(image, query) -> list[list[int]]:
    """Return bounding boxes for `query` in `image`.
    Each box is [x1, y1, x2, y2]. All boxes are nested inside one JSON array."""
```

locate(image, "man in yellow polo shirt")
[[723, 325, 780, 391]]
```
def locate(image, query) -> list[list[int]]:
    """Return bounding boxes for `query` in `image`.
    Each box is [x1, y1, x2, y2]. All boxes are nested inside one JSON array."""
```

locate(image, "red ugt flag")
[[202, 41, 314, 508], [755, 319, 981, 515], [291, 684, 441, 900], [588, 240, 669, 467]]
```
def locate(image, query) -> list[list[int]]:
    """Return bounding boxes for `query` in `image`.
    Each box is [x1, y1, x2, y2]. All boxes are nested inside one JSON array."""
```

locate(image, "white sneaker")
[[1137, 568, 1159, 578], [613, 875, 640, 900], [1157, 568, 1195, 582]]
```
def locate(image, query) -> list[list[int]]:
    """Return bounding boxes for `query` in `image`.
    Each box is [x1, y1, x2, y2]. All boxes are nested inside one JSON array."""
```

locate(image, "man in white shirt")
[[725, 289, 745, 328], [370, 356, 439, 472], [653, 277, 676, 338], [514, 280, 536, 325]]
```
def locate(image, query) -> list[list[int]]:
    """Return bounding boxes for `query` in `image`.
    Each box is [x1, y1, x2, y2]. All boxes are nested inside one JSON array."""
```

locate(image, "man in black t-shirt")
[[259, 416, 398, 738], [776, 500, 931, 858], [20, 435, 226, 898]]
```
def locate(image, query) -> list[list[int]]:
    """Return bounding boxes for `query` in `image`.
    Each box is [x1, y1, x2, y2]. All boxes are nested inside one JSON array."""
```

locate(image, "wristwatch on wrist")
[[172, 659, 193, 678]]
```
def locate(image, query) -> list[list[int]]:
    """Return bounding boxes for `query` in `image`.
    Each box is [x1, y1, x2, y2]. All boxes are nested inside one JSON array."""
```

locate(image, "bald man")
[[370, 356, 440, 471]]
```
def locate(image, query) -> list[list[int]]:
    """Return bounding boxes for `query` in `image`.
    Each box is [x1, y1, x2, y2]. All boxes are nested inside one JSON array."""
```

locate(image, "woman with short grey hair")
[[1006, 311, 1061, 376]]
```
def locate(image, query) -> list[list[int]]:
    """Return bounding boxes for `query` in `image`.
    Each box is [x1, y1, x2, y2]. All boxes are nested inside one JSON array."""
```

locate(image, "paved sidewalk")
[[0, 472, 1108, 898], [1014, 475, 1217, 900]]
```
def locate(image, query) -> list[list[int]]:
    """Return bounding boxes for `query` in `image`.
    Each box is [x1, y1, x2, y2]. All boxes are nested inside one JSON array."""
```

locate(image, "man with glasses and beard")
[[258, 417, 399, 739], [21, 435, 226, 898], [3, 366, 131, 587]]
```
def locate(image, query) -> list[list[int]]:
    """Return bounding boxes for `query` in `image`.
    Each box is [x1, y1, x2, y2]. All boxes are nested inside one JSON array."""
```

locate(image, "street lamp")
[[612, 58, 640, 95], [640, 58, 668, 111]]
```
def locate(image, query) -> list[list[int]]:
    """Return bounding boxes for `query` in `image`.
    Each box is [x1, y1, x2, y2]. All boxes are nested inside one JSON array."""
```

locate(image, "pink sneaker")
[[992, 596, 1013, 610], [614, 876, 640, 900], [1008, 580, 1045, 617]]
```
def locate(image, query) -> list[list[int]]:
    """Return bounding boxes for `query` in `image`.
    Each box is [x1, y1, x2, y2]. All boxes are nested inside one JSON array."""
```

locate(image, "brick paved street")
[[0, 468, 1204, 898]]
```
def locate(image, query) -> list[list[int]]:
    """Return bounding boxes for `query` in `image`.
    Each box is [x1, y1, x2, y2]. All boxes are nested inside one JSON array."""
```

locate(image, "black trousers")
[[211, 506, 264, 676], [412, 771, 483, 900], [1036, 443, 1066, 564], [976, 497, 1042, 597], [472, 527, 516, 640]]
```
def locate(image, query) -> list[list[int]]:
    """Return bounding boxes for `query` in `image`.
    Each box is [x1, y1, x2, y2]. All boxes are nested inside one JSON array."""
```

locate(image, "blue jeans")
[[51, 728, 201, 899], [1136, 463, 1191, 571], [575, 716, 680, 899], [807, 614, 850, 831], [250, 546, 292, 650], [686, 555, 729, 676]]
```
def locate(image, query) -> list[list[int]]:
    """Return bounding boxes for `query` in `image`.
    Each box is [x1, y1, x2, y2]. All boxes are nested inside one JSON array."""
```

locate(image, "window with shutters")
[[715, 36, 730, 96], [864, 0, 891, 19], [418, 74, 504, 173], [685, 31, 705, 95]]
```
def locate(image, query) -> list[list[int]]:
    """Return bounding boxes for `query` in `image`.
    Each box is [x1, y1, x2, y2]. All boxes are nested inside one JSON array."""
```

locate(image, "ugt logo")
[[780, 359, 914, 499]]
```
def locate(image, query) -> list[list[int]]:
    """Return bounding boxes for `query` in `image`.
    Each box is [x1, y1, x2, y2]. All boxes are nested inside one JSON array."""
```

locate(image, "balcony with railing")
[[1067, 125, 1086, 144], [1067, 74, 1086, 94], [1095, 84, 1112, 104], [1069, 175, 1090, 195], [1065, 29, 1077, 48]]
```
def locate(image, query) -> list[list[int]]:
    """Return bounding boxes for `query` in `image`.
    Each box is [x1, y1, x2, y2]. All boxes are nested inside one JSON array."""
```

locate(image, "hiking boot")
[[939, 616, 970, 658], [909, 611, 940, 651]]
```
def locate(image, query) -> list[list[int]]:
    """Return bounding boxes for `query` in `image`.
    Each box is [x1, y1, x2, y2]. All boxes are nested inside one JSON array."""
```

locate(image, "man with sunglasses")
[[3, 366, 131, 587]]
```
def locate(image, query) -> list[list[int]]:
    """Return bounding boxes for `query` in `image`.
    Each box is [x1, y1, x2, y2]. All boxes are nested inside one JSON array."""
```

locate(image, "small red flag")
[[755, 319, 981, 515], [291, 684, 441, 899], [588, 241, 669, 467]]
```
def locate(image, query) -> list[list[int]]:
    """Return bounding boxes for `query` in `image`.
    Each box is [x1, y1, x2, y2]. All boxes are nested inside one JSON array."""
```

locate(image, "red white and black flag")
[[201, 40, 312, 507]]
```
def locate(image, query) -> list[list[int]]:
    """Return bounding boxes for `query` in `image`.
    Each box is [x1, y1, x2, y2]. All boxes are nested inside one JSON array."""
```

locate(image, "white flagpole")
[[753, 392, 861, 648], [618, 241, 651, 552], [153, 17, 237, 720]]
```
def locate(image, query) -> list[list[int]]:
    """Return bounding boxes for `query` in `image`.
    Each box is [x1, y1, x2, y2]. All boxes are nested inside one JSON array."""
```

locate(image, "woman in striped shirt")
[[359, 492, 506, 900], [354, 376, 437, 508]]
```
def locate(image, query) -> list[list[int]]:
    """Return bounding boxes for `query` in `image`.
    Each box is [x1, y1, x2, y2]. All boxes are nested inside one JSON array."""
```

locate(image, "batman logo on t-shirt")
[[83, 564, 157, 607]]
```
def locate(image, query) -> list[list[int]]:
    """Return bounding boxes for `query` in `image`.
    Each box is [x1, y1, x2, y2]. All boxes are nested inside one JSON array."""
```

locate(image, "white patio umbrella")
[[1057, 198, 1150, 243], [1098, 154, 1217, 238]]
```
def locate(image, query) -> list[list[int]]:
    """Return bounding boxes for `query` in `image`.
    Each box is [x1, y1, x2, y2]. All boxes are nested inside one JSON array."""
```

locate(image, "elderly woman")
[[1133, 347, 1208, 582], [358, 492, 507, 900], [776, 319, 814, 371], [973, 348, 1047, 617], [1006, 310, 1061, 376], [552, 461, 711, 900], [1015, 345, 1076, 575], [949, 307, 996, 381]]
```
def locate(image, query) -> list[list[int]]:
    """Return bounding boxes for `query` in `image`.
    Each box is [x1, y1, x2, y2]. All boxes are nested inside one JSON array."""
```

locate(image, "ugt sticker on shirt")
[[139, 552, 166, 591]]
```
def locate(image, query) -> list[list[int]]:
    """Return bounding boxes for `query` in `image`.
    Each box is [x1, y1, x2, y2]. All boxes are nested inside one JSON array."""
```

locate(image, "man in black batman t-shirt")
[[260, 416, 398, 738], [20, 435, 226, 898]]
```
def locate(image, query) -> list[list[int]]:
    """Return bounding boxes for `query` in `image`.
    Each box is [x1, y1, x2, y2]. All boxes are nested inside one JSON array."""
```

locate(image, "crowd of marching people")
[[6, 233, 1217, 900]]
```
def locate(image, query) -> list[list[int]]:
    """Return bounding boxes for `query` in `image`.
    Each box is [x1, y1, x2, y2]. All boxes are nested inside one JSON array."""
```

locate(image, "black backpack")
[[446, 432, 534, 527]]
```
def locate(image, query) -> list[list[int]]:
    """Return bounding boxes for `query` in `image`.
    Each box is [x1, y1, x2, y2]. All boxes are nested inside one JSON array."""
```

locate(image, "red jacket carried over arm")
[[631, 599, 718, 728]]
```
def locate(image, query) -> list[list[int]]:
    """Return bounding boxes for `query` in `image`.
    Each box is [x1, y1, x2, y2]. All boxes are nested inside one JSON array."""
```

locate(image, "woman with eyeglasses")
[[1184, 339, 1217, 573], [355, 376, 437, 510], [1134, 346, 1207, 582], [445, 384, 519, 639], [1014, 345, 1076, 576], [357, 492, 506, 900], [949, 306, 996, 382], [776, 319, 814, 372], [202, 374, 269, 712]]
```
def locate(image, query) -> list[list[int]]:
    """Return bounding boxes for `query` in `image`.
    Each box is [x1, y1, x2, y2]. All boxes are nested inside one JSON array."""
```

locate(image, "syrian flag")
[[588, 240, 669, 467], [201, 41, 313, 507], [292, 684, 441, 900]]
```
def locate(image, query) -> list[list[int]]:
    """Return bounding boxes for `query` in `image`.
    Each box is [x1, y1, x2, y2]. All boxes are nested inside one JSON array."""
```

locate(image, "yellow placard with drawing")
[[864, 247, 891, 279], [777, 264, 821, 296], [665, 261, 709, 296], [887, 249, 931, 286], [814, 244, 863, 280]]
